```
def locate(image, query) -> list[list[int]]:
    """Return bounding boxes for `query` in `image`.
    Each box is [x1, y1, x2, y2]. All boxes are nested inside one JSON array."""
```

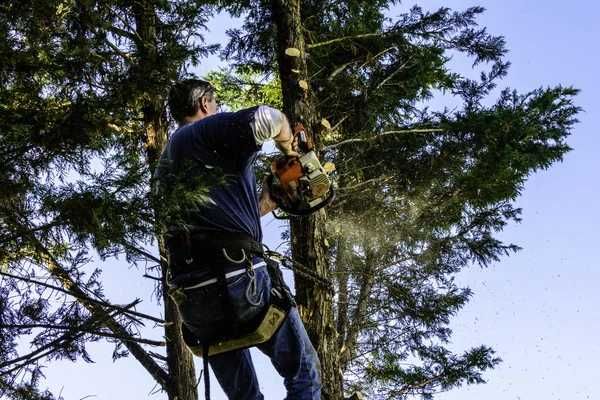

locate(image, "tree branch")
[[334, 238, 349, 350], [0, 308, 124, 374], [340, 248, 378, 369], [0, 324, 166, 347], [307, 32, 390, 49], [0, 270, 164, 324], [337, 176, 393, 193], [14, 226, 171, 391], [322, 128, 444, 151], [375, 57, 413, 90], [122, 241, 163, 264]]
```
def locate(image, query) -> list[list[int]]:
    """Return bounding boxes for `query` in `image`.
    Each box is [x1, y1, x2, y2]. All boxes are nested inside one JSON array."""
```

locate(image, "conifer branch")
[[375, 57, 413, 90], [0, 309, 124, 375], [322, 128, 444, 151], [0, 270, 163, 324], [307, 32, 391, 49], [108, 26, 143, 45], [340, 248, 377, 368], [122, 241, 163, 265], [9, 221, 171, 391], [0, 324, 166, 347], [337, 176, 393, 192]]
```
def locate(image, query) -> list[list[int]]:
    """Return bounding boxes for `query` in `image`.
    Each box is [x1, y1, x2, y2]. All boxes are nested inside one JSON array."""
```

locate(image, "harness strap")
[[170, 262, 267, 291], [203, 343, 210, 400], [209, 257, 240, 336]]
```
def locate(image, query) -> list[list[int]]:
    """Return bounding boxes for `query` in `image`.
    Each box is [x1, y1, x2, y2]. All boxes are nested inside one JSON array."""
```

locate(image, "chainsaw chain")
[[263, 250, 335, 295]]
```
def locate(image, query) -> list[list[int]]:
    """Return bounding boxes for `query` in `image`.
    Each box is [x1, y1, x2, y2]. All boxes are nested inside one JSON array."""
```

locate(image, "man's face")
[[205, 94, 219, 116], [184, 91, 218, 124]]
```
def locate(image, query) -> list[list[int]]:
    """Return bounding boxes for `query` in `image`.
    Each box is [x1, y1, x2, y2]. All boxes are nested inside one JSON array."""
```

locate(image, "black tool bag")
[[165, 229, 295, 351]]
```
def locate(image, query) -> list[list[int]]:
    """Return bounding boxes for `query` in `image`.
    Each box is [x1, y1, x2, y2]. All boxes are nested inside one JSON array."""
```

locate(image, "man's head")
[[168, 79, 218, 125]]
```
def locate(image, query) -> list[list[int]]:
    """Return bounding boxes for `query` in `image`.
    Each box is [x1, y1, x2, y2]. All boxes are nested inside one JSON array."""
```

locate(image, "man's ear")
[[199, 96, 210, 114]]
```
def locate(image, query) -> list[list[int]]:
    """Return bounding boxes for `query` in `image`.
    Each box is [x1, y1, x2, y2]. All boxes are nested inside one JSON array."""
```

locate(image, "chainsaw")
[[266, 122, 335, 217]]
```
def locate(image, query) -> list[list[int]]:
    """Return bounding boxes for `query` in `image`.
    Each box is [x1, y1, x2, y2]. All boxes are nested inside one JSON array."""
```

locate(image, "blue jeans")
[[176, 264, 321, 400]]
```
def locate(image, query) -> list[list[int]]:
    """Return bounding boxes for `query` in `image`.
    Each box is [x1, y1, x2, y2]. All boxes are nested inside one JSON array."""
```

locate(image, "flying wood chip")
[[323, 162, 336, 173], [298, 80, 309, 90], [320, 118, 331, 130], [285, 48, 301, 57]]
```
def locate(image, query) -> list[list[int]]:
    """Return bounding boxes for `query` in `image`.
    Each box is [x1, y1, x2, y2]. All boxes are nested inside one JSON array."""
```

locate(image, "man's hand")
[[273, 115, 299, 157], [259, 177, 278, 217]]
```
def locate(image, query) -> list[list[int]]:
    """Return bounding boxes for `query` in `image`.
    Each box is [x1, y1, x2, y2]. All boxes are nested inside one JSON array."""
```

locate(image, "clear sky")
[[39, 1, 599, 399]]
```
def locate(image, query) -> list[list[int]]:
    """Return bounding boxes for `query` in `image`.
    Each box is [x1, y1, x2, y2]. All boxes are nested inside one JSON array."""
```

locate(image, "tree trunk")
[[271, 1, 343, 398], [132, 1, 198, 399]]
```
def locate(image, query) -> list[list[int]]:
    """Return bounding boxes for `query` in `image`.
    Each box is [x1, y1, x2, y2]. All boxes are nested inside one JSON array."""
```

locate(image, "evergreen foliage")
[[0, 1, 580, 399], [0, 0, 215, 397], [213, 2, 579, 398]]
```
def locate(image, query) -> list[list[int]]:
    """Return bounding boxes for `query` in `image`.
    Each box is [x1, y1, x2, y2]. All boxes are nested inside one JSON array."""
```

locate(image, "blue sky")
[[38, 1, 599, 399]]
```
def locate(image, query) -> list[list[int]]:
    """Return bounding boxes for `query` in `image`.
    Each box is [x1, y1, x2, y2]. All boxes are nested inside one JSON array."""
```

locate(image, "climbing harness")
[[165, 229, 333, 400]]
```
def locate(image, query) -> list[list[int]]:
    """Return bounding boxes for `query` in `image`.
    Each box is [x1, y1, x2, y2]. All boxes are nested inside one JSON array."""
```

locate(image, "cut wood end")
[[320, 118, 331, 130], [285, 47, 301, 57], [298, 80, 309, 90]]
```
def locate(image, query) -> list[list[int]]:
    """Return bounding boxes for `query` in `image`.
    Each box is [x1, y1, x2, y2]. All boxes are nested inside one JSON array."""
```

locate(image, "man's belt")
[[165, 229, 262, 253], [165, 229, 263, 275]]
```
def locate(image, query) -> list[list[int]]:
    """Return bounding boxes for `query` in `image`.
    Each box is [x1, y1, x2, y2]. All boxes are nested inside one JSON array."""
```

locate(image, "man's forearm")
[[273, 115, 295, 155]]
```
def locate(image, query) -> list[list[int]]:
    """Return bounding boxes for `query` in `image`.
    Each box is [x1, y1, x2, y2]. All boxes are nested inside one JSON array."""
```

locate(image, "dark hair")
[[168, 79, 215, 124]]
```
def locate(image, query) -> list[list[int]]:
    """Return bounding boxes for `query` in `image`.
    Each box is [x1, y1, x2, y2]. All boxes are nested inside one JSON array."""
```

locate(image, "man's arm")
[[251, 106, 297, 157], [251, 106, 297, 217], [272, 115, 296, 156]]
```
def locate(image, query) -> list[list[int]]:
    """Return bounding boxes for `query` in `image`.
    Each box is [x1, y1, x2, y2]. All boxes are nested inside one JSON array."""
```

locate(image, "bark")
[[132, 2, 198, 399], [271, 1, 343, 398]]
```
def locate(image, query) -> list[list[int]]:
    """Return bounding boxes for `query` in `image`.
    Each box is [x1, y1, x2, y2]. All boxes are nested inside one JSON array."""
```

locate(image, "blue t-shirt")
[[158, 107, 263, 242]]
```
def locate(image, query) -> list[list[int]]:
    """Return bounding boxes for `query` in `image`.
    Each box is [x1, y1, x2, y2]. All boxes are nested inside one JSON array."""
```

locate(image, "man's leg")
[[208, 348, 264, 400], [257, 308, 321, 400]]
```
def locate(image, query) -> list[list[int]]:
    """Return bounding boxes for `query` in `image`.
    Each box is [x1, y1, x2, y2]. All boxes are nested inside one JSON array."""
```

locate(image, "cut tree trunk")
[[271, 1, 343, 398]]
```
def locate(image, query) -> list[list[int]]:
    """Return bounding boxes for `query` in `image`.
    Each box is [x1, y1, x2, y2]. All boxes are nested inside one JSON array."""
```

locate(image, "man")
[[156, 79, 321, 400]]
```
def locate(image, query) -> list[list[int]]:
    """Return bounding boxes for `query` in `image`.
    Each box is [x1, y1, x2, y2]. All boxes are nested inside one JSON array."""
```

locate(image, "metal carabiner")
[[222, 248, 247, 264], [246, 273, 262, 306]]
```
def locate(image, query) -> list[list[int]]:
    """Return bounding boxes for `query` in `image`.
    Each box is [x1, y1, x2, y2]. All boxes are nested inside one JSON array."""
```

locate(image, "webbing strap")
[[173, 262, 267, 291], [203, 344, 210, 400], [209, 258, 240, 335]]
